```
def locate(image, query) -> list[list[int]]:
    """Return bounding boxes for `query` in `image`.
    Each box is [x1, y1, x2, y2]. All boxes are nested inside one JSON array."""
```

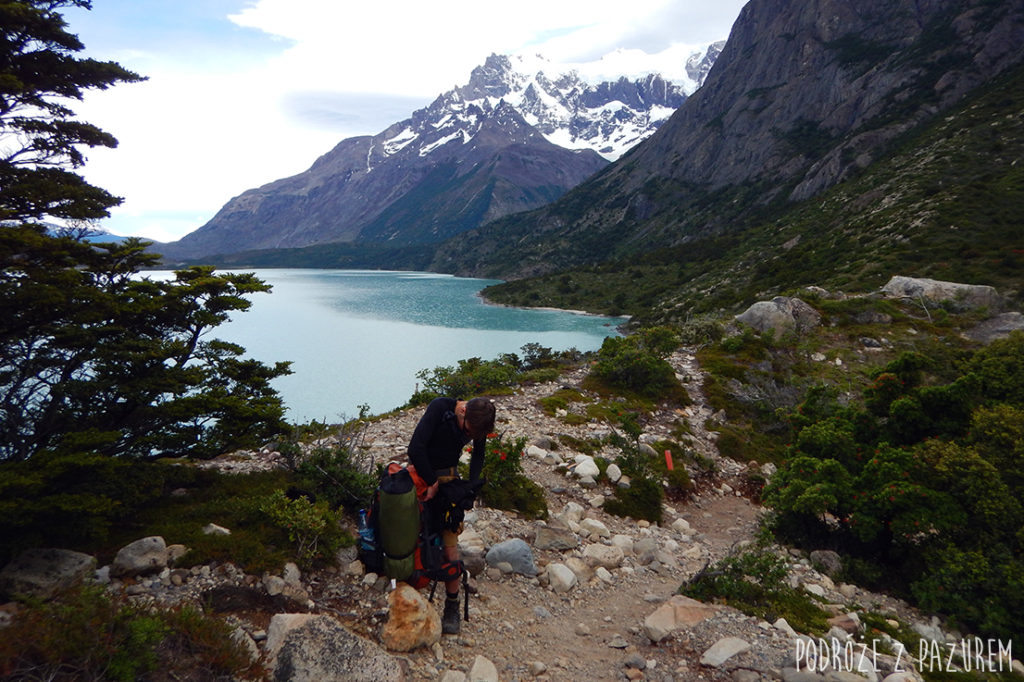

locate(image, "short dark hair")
[[465, 397, 496, 437]]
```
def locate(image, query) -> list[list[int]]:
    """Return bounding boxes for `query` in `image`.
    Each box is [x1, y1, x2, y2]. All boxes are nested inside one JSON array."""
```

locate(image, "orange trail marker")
[[664, 449, 674, 471]]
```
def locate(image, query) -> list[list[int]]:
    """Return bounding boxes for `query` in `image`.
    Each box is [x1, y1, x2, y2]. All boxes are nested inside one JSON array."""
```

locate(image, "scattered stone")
[[265, 574, 286, 596], [579, 518, 611, 539], [202, 523, 231, 536], [572, 455, 600, 479], [111, 536, 167, 578], [671, 518, 691, 534], [582, 543, 624, 570], [468, 654, 499, 682], [827, 612, 861, 635], [700, 637, 751, 667], [230, 626, 260, 663], [485, 538, 538, 576], [643, 595, 719, 643], [546, 563, 577, 594], [608, 634, 629, 649], [166, 544, 189, 565], [735, 296, 821, 335], [964, 312, 1024, 343], [380, 583, 441, 652], [809, 550, 842, 577], [533, 526, 578, 551]]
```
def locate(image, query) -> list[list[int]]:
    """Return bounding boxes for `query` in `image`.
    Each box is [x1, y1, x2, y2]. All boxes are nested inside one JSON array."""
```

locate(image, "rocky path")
[[301, 351, 908, 681], [169, 349, 947, 680]]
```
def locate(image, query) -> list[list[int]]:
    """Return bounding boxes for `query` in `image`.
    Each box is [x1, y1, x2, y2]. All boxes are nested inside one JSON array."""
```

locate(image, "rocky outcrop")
[[735, 296, 822, 335], [881, 276, 1002, 312], [0, 548, 95, 600], [266, 613, 406, 681], [964, 312, 1024, 344]]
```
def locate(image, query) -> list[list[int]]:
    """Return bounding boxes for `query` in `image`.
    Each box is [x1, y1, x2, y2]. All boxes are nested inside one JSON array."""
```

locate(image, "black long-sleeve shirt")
[[407, 397, 486, 485]]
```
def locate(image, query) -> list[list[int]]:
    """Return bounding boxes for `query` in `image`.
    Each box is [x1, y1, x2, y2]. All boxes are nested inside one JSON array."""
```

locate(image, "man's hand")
[[424, 481, 439, 501]]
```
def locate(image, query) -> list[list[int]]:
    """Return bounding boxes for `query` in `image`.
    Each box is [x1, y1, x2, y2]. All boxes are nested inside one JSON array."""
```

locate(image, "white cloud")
[[71, 0, 747, 240]]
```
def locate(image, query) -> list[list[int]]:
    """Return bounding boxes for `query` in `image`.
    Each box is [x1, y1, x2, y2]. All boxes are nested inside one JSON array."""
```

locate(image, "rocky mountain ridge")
[[160, 48, 721, 261], [436, 0, 1024, 281]]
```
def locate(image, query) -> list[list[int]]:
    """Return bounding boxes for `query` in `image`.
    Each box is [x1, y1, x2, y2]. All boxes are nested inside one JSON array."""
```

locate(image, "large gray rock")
[[0, 548, 96, 599], [110, 536, 168, 577], [882, 276, 1002, 312], [266, 613, 405, 681], [533, 525, 579, 551], [964, 312, 1024, 344], [484, 538, 537, 576], [582, 543, 625, 570], [735, 297, 821, 335]]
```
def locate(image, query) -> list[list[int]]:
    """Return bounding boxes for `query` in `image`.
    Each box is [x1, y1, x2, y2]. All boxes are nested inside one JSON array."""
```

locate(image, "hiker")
[[407, 396, 495, 634]]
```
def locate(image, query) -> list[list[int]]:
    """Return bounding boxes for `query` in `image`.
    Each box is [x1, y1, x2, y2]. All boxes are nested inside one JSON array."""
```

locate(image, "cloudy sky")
[[63, 0, 749, 242]]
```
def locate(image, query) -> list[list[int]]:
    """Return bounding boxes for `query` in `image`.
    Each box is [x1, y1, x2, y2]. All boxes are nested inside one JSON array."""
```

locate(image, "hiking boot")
[[442, 597, 461, 634]]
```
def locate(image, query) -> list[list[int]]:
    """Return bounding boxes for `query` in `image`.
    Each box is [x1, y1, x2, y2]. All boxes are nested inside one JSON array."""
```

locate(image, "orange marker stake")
[[664, 449, 674, 471]]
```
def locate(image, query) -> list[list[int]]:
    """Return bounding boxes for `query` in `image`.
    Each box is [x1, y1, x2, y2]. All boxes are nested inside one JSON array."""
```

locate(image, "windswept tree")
[[1, 0, 145, 223], [0, 1, 293, 462]]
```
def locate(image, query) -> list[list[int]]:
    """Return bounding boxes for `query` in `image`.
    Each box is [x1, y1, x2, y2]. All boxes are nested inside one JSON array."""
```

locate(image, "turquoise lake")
[[175, 269, 625, 423]]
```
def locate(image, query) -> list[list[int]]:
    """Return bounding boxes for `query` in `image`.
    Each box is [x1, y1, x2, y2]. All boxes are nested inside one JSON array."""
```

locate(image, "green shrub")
[[293, 444, 377, 514], [519, 367, 560, 384], [258, 489, 345, 568], [478, 436, 548, 520], [765, 336, 1024, 642], [591, 330, 687, 402], [0, 584, 260, 681], [678, 315, 724, 346], [537, 388, 586, 416], [604, 475, 663, 524], [681, 544, 830, 635], [0, 453, 186, 565], [416, 355, 519, 397], [967, 331, 1024, 406]]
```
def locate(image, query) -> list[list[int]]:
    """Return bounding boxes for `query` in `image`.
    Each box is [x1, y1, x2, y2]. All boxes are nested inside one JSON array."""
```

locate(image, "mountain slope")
[[436, 0, 1024, 284], [160, 51, 718, 261], [479, 60, 1024, 321]]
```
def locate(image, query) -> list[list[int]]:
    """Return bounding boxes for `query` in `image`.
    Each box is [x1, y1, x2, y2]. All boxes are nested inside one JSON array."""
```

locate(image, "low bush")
[[604, 475, 663, 524], [292, 444, 377, 514], [476, 436, 548, 520], [257, 489, 345, 569], [681, 543, 830, 635], [0, 584, 260, 681], [590, 327, 688, 403]]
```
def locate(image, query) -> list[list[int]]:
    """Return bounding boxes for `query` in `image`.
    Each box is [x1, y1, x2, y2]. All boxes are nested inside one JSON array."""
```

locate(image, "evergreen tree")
[[0, 2, 293, 461], [1, 0, 145, 223]]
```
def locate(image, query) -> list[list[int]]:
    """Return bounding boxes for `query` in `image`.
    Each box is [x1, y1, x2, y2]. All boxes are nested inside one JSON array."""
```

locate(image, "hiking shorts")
[[436, 473, 463, 548]]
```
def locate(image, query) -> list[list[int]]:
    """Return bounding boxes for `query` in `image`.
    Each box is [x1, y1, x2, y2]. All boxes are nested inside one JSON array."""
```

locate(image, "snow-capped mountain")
[[162, 46, 721, 260]]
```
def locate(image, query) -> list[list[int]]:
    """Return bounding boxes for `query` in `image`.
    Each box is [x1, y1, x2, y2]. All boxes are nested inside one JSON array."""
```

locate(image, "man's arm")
[[408, 398, 446, 486], [468, 436, 487, 482]]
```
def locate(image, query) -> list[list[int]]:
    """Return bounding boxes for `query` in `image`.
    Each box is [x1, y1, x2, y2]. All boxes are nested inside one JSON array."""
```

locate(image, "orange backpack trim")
[[389, 461, 430, 501]]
